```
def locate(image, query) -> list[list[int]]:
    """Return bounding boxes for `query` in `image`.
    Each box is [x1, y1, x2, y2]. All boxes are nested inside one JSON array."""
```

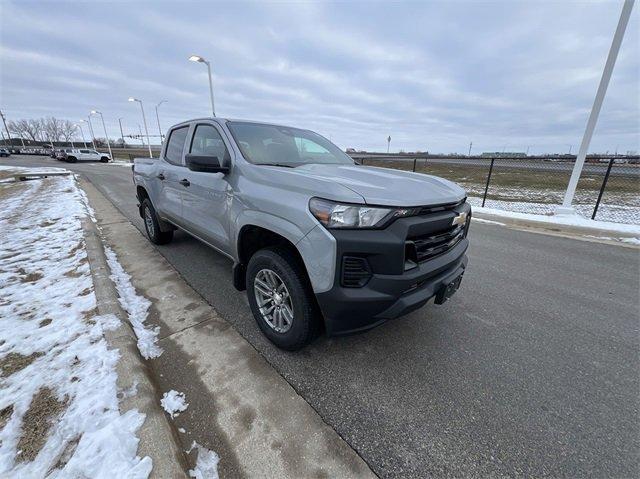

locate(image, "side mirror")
[[185, 154, 229, 174]]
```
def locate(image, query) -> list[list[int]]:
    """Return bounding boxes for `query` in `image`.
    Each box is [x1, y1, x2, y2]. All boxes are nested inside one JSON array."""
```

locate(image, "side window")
[[165, 126, 189, 165], [80, 149, 91, 154], [189, 124, 230, 161]]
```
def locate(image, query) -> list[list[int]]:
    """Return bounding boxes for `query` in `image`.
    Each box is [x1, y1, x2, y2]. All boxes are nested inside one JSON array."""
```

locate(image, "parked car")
[[64, 149, 111, 163], [133, 118, 471, 350], [55, 148, 75, 161], [0, 148, 10, 157]]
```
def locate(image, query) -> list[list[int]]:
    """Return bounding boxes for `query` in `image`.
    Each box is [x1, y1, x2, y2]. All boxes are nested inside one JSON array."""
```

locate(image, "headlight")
[[309, 198, 409, 229]]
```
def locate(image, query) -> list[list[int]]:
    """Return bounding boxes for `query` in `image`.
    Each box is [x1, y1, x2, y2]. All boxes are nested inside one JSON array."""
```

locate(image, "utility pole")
[[387, 135, 391, 154], [138, 125, 145, 148], [526, 146, 530, 156], [558, 0, 634, 214], [118, 118, 125, 148], [0, 110, 13, 148], [468, 141, 473, 157]]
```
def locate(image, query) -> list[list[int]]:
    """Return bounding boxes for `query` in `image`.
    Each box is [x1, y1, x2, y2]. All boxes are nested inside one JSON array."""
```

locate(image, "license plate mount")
[[435, 272, 463, 304]]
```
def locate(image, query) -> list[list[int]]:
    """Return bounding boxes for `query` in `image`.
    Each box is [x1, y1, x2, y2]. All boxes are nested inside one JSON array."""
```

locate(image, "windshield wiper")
[[258, 163, 295, 168]]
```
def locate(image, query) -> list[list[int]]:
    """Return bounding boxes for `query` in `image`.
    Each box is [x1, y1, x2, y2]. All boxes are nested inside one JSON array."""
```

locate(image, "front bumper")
[[315, 202, 470, 336]]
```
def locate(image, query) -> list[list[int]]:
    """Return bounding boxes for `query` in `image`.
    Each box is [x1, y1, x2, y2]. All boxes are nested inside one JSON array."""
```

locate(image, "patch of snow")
[[584, 235, 640, 246], [104, 246, 162, 359], [161, 390, 188, 419], [178, 428, 186, 433], [187, 442, 219, 479], [473, 205, 640, 237], [0, 171, 151, 477], [472, 218, 505, 226]]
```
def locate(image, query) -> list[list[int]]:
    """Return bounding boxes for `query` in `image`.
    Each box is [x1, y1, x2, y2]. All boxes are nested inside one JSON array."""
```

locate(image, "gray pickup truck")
[[133, 118, 470, 350]]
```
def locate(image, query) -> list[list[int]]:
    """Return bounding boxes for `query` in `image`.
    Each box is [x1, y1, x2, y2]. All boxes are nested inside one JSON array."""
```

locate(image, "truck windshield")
[[227, 121, 354, 167]]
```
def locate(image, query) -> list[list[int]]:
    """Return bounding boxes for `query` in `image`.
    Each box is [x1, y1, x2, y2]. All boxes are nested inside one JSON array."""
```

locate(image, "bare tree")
[[60, 120, 76, 143], [8, 119, 39, 141], [43, 116, 65, 143]]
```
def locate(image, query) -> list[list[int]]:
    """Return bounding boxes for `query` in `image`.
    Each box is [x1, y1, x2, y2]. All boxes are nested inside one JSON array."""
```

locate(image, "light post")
[[91, 110, 113, 160], [118, 118, 126, 148], [155, 100, 167, 141], [559, 0, 634, 215], [468, 141, 473, 157], [0, 110, 13, 148], [138, 125, 145, 148], [76, 124, 88, 148], [387, 135, 391, 154], [83, 117, 96, 149], [189, 55, 215, 116], [129, 98, 153, 158]]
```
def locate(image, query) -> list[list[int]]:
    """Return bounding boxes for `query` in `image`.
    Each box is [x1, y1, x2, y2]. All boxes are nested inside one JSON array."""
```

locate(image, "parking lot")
[[2, 154, 638, 478]]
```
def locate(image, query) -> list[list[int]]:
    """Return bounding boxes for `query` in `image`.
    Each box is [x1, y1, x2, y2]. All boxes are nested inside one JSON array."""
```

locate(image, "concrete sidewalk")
[[80, 178, 376, 478]]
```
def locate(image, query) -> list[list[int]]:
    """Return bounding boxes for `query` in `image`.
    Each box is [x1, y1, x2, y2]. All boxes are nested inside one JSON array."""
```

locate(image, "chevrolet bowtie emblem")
[[452, 211, 468, 226]]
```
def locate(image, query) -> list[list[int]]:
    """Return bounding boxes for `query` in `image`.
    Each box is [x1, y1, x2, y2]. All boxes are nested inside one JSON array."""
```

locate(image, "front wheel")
[[141, 198, 173, 245], [100, 157, 109, 163], [246, 247, 321, 350]]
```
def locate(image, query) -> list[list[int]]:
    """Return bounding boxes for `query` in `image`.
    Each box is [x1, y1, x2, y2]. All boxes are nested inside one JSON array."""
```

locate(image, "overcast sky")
[[1, 0, 638, 153]]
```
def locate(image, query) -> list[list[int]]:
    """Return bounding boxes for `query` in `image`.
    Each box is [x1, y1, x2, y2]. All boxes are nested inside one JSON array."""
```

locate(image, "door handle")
[[156, 173, 166, 180], [179, 179, 191, 187]]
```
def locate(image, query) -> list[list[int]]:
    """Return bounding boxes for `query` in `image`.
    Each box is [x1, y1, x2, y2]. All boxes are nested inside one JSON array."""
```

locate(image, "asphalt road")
[[3, 155, 639, 478]]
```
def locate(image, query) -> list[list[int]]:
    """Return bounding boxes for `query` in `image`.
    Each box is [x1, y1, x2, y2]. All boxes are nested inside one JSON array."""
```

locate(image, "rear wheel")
[[142, 198, 173, 245], [100, 157, 109, 163], [246, 247, 321, 350], [66, 156, 77, 163]]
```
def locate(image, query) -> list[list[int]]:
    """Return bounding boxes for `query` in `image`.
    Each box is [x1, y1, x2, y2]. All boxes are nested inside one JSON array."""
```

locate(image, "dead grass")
[[17, 268, 43, 283], [16, 388, 67, 463], [38, 318, 53, 328], [0, 352, 44, 377], [0, 404, 13, 430]]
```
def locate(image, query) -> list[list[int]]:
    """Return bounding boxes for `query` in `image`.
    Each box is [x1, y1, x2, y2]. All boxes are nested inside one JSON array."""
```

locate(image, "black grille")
[[406, 224, 465, 263], [415, 199, 465, 216], [341, 256, 371, 288]]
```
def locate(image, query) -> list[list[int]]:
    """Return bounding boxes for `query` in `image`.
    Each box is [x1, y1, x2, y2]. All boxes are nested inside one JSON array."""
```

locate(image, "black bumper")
[[315, 202, 470, 336]]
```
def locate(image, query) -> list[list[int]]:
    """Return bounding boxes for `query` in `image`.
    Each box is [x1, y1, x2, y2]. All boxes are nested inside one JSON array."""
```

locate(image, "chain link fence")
[[354, 155, 639, 225]]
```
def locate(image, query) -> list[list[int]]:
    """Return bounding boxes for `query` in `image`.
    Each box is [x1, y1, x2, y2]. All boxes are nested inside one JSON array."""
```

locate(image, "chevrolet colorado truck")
[[133, 118, 470, 350]]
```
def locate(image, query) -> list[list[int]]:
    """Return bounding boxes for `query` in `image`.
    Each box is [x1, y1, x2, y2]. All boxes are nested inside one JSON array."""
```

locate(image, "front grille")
[[406, 224, 465, 264], [415, 199, 465, 216], [341, 256, 371, 288]]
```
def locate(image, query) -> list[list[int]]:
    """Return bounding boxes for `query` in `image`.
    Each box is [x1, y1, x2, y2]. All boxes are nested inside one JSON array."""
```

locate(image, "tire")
[[246, 247, 321, 350], [141, 198, 173, 245], [67, 156, 77, 163], [100, 157, 109, 163]]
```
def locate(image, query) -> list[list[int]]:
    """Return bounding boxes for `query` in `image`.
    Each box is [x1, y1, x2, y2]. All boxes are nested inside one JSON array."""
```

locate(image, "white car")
[[64, 148, 111, 163]]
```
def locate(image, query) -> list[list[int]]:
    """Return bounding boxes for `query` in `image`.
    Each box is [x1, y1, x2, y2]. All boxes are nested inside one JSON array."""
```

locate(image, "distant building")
[[481, 152, 526, 158]]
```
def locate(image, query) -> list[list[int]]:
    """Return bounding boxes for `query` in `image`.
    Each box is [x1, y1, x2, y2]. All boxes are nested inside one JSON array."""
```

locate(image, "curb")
[[473, 211, 639, 243], [81, 216, 188, 478]]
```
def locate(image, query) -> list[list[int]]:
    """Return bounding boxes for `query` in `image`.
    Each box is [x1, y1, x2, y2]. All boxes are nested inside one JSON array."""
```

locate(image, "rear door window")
[[165, 126, 189, 165]]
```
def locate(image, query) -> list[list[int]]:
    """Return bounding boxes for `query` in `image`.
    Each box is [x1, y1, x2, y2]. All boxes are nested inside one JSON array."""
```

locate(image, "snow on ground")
[[472, 204, 640, 237], [161, 391, 188, 419], [187, 441, 220, 479], [104, 246, 162, 359], [0, 170, 151, 477]]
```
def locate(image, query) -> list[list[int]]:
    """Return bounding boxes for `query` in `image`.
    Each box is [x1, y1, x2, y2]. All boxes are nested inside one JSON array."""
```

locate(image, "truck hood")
[[293, 164, 466, 207]]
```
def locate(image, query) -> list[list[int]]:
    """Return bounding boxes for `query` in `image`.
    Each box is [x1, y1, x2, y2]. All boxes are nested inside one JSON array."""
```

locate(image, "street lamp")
[[91, 110, 113, 160], [118, 118, 125, 148], [189, 55, 215, 116], [80, 119, 96, 149], [75, 123, 88, 148], [155, 100, 167, 141], [129, 97, 153, 158]]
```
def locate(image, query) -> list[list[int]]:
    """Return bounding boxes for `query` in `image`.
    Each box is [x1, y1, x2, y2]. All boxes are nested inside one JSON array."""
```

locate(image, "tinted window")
[[165, 126, 189, 164], [80, 149, 91, 153], [227, 122, 353, 167], [189, 124, 230, 161]]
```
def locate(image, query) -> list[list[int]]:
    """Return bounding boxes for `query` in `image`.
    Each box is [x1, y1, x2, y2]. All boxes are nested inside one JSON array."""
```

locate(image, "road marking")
[[466, 312, 496, 327]]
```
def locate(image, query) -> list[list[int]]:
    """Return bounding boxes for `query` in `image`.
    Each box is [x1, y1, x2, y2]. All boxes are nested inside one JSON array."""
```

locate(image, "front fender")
[[233, 211, 336, 293]]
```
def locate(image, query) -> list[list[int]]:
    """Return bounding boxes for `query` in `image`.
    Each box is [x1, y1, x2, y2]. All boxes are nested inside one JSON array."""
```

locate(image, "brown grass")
[[0, 352, 43, 377], [17, 388, 67, 463]]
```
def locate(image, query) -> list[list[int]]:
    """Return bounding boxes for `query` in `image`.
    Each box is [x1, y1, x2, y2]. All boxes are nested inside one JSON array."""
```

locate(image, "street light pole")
[[468, 141, 473, 157], [76, 124, 87, 148], [559, 0, 634, 214], [138, 125, 145, 148], [91, 110, 113, 159], [189, 55, 216, 116], [129, 98, 153, 158], [85, 117, 97, 149], [155, 100, 167, 141], [0, 110, 13, 148], [118, 118, 125, 148]]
